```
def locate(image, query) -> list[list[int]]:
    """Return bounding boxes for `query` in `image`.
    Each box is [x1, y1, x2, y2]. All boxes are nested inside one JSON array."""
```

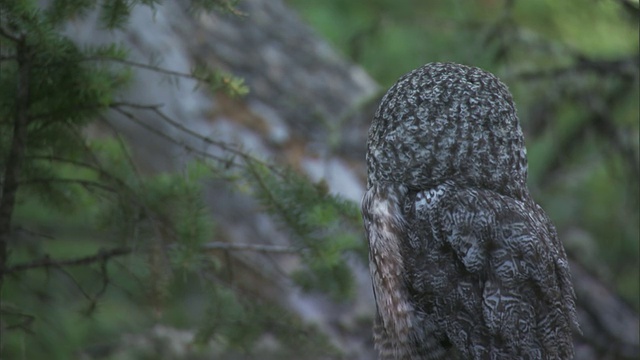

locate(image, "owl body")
[[362, 63, 578, 359]]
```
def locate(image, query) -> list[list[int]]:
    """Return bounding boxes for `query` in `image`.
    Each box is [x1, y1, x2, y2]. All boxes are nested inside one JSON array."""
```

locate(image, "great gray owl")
[[362, 62, 579, 359]]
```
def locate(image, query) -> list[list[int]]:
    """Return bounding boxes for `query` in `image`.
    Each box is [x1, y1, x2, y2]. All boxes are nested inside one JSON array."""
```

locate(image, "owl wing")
[[363, 184, 458, 359], [404, 186, 577, 359]]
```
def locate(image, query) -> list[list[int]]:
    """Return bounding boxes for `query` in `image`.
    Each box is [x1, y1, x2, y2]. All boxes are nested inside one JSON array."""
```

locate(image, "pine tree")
[[0, 1, 365, 358]]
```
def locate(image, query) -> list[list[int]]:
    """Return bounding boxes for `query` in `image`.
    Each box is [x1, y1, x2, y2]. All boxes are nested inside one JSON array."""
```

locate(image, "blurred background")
[[1, 0, 638, 359], [287, 0, 640, 308]]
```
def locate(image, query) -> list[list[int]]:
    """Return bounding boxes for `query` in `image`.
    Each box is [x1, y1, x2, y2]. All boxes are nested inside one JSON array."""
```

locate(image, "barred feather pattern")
[[362, 63, 579, 359]]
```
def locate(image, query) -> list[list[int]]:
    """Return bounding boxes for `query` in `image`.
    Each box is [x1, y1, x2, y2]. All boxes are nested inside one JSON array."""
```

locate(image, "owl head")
[[366, 62, 528, 199]]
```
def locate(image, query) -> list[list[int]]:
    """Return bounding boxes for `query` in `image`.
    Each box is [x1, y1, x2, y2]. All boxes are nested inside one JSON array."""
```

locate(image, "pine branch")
[[98, 116, 144, 180], [2, 247, 131, 315], [0, 26, 20, 42], [0, 308, 35, 332], [2, 247, 132, 275], [27, 155, 125, 180], [244, 160, 301, 233], [82, 57, 248, 95], [109, 104, 280, 175]]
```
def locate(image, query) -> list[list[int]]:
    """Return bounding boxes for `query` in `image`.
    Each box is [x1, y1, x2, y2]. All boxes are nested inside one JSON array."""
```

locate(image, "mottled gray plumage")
[[362, 62, 579, 359]]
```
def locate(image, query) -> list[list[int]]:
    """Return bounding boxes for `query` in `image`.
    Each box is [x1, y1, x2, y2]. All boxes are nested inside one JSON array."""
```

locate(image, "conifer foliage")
[[0, 1, 364, 358]]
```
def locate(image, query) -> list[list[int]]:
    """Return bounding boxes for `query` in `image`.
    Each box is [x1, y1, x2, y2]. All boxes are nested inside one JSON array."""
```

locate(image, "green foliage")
[[514, 0, 638, 57], [192, 64, 249, 97], [189, 0, 239, 14], [192, 286, 344, 359], [245, 160, 365, 300], [0, 1, 367, 358], [286, 0, 506, 85]]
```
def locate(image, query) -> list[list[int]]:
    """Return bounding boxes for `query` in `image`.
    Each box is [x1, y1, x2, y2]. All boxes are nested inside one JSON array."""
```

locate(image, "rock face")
[[63, 1, 638, 359], [68, 0, 377, 170], [67, 0, 379, 358]]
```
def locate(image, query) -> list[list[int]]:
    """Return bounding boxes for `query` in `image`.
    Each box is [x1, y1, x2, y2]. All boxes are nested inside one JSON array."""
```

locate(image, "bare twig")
[[529, 62, 640, 189], [203, 242, 298, 254], [83, 56, 199, 80], [99, 118, 144, 180], [28, 102, 108, 121], [56, 265, 98, 303], [110, 102, 282, 174], [3, 247, 132, 316], [109, 105, 252, 175], [18, 178, 116, 193], [513, 55, 639, 81], [110, 106, 224, 162], [0, 54, 17, 62], [0, 307, 35, 332], [2, 247, 132, 275]]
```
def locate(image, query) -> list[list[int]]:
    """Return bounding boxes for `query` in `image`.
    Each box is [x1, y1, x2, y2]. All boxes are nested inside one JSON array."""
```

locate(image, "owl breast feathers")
[[362, 62, 579, 359]]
